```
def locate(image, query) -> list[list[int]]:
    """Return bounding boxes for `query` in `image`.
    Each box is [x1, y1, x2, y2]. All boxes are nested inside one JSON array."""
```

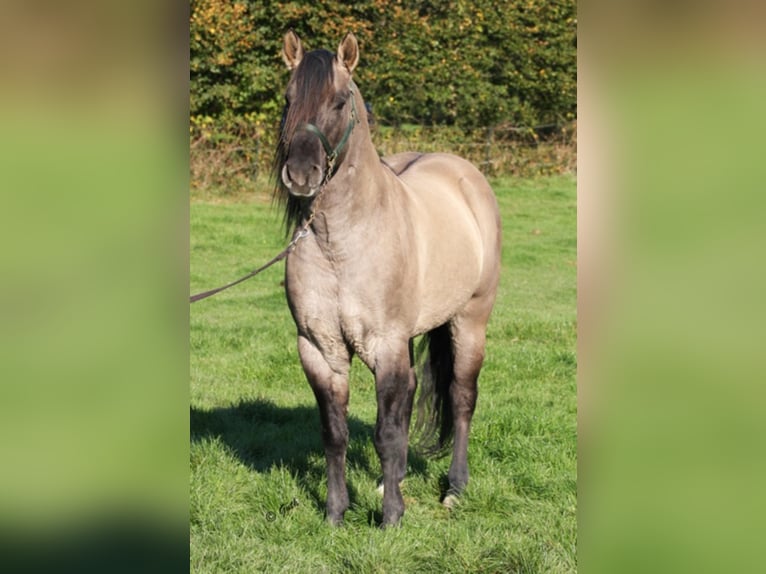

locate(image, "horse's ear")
[[282, 30, 303, 70], [337, 32, 359, 74]]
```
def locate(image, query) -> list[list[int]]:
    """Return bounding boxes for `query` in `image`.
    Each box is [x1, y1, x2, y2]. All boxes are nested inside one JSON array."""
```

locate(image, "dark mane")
[[272, 50, 336, 234]]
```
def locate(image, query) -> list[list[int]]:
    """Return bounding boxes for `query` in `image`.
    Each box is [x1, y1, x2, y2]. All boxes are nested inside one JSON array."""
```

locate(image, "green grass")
[[190, 175, 576, 573]]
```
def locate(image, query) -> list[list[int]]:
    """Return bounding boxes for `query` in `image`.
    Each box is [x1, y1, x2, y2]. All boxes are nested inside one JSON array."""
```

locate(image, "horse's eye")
[[334, 99, 347, 111]]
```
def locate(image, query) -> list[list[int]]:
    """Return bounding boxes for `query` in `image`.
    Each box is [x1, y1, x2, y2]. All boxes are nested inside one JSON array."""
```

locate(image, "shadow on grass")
[[190, 399, 428, 523]]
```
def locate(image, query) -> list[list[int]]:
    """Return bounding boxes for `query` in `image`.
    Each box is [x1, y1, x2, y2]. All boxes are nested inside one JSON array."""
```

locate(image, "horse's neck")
[[311, 134, 391, 246], [323, 90, 390, 213]]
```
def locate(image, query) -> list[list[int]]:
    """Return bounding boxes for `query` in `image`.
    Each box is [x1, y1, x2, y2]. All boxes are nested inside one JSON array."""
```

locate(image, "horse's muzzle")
[[281, 162, 323, 197]]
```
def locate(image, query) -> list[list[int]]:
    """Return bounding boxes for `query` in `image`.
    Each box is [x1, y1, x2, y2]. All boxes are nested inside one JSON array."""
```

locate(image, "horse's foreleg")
[[394, 340, 418, 488], [376, 364, 415, 498], [373, 346, 413, 526], [298, 335, 350, 525]]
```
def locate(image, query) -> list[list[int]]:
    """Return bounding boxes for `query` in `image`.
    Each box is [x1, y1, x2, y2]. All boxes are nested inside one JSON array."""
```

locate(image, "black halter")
[[298, 84, 358, 177]]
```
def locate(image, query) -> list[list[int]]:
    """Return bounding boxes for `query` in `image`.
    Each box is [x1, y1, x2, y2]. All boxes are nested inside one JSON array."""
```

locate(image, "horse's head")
[[276, 31, 360, 198]]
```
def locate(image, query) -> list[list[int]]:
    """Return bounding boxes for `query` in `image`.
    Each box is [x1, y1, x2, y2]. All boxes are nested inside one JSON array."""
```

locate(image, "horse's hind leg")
[[298, 335, 351, 525], [445, 303, 492, 506]]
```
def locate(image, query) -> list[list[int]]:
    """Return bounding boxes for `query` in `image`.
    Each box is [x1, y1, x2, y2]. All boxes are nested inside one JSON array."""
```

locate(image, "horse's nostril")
[[281, 164, 293, 186]]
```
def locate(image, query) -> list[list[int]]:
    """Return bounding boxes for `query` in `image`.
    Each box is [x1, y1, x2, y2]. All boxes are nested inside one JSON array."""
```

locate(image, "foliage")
[[190, 0, 576, 129], [189, 0, 280, 117], [190, 176, 577, 571], [190, 112, 271, 195], [190, 116, 576, 199]]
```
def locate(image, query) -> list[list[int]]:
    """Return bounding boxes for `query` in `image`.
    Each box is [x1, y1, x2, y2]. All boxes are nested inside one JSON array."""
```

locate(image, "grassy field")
[[190, 175, 576, 573]]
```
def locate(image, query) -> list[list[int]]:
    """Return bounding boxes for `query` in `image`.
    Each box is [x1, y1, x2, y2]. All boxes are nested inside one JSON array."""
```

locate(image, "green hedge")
[[190, 117, 576, 198], [191, 0, 576, 129]]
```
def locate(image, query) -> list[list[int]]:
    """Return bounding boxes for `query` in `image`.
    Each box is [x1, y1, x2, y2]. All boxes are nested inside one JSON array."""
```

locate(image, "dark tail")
[[413, 324, 455, 457]]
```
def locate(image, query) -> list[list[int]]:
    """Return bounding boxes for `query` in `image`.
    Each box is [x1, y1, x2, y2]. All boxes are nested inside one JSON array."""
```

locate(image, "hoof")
[[380, 514, 403, 528], [442, 493, 460, 509], [380, 521, 401, 529], [376, 480, 404, 497], [326, 513, 345, 526]]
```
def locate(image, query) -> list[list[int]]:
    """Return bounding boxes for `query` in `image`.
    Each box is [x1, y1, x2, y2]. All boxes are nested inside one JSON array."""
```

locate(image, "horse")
[[274, 30, 501, 527]]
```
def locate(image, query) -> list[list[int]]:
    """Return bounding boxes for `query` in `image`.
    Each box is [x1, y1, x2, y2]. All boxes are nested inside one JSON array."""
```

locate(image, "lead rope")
[[190, 90, 355, 303], [189, 167, 331, 304]]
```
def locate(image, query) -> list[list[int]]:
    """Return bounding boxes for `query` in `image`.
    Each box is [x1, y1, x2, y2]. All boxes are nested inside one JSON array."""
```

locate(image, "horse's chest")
[[290, 279, 379, 362], [287, 237, 411, 367], [288, 259, 365, 328]]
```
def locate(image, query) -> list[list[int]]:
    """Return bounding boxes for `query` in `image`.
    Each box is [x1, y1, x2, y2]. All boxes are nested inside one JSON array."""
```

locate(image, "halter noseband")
[[298, 85, 358, 178]]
